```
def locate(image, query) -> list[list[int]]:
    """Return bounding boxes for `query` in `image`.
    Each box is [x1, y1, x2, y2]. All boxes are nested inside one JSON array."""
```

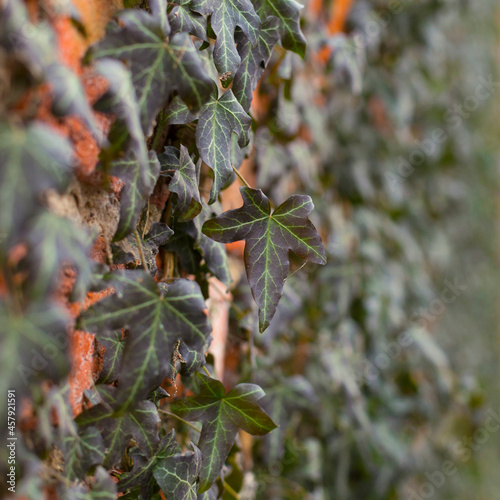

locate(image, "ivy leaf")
[[202, 187, 326, 331], [59, 466, 117, 500], [255, 0, 306, 57], [112, 222, 173, 274], [0, 122, 73, 252], [94, 59, 149, 169], [78, 271, 212, 410], [0, 302, 69, 422], [119, 432, 177, 498], [159, 145, 202, 222], [89, 2, 213, 136], [76, 386, 161, 468], [233, 17, 280, 111], [166, 86, 251, 203], [62, 427, 105, 480], [110, 151, 161, 241], [46, 62, 102, 141], [96, 330, 126, 384], [170, 374, 276, 492], [20, 211, 94, 301], [169, 0, 208, 41], [191, 0, 261, 85], [153, 444, 202, 499]]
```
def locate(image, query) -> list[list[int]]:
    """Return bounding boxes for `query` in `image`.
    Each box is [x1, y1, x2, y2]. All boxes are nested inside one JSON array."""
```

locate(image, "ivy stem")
[[231, 164, 251, 188], [223, 481, 241, 499], [151, 110, 168, 152], [159, 409, 201, 433], [134, 229, 149, 273], [202, 365, 212, 378]]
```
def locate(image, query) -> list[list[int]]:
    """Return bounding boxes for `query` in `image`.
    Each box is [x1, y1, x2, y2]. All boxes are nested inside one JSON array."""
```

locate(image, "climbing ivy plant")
[[0, 0, 325, 497]]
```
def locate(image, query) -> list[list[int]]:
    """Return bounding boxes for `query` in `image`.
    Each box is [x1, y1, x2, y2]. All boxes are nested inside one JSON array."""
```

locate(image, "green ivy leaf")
[[166, 86, 251, 204], [169, 0, 208, 41], [159, 145, 202, 222], [119, 432, 177, 498], [46, 62, 102, 141], [94, 59, 149, 169], [202, 187, 326, 331], [96, 331, 126, 384], [78, 271, 212, 410], [0, 122, 74, 252], [153, 444, 202, 499], [170, 374, 276, 493], [233, 16, 280, 111], [90, 1, 213, 135], [0, 302, 69, 421], [255, 0, 306, 58], [59, 466, 117, 500], [21, 211, 94, 301], [110, 151, 161, 241], [112, 222, 174, 274], [62, 427, 105, 480], [191, 0, 261, 85], [76, 386, 161, 468]]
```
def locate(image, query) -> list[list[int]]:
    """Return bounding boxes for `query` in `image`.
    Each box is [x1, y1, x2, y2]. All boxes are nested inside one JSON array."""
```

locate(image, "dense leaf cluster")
[[0, 0, 326, 497]]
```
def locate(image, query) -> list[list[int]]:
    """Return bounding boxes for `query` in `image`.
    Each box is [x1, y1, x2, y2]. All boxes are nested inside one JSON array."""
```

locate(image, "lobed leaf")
[[169, 0, 208, 41], [166, 86, 251, 203], [255, 0, 307, 57], [159, 145, 202, 222], [110, 151, 161, 241], [170, 374, 276, 492], [90, 0, 213, 136], [233, 16, 280, 111], [0, 121, 74, 252], [190, 0, 261, 85], [78, 271, 212, 410], [202, 187, 326, 331], [76, 385, 161, 468]]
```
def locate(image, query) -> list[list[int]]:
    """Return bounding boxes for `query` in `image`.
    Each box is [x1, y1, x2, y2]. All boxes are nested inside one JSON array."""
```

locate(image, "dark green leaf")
[[78, 271, 212, 410], [0, 302, 69, 422], [111, 222, 173, 273], [0, 122, 74, 251], [163, 220, 202, 275], [94, 59, 149, 168], [90, 2, 213, 135], [191, 0, 261, 85], [169, 0, 208, 40], [153, 444, 202, 500], [47, 62, 101, 141], [59, 466, 117, 500], [21, 211, 94, 300], [202, 187, 326, 331], [233, 17, 280, 111], [166, 86, 251, 203], [170, 374, 276, 492], [76, 385, 161, 468], [119, 432, 177, 498], [159, 145, 202, 221], [110, 151, 161, 241], [255, 0, 306, 57], [62, 427, 105, 480], [96, 330, 126, 384]]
